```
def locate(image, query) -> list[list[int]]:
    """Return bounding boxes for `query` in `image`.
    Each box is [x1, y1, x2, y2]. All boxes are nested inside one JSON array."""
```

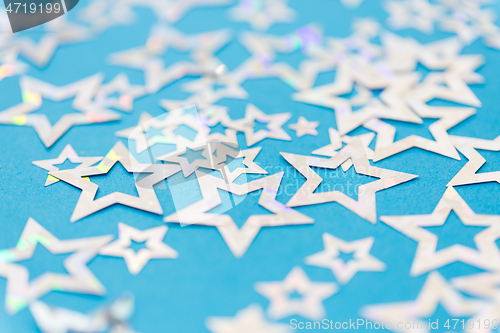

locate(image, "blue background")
[[1, 0, 500, 331]]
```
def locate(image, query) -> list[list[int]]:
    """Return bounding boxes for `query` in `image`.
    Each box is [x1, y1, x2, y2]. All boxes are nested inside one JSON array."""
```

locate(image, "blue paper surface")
[[0, 0, 500, 332]]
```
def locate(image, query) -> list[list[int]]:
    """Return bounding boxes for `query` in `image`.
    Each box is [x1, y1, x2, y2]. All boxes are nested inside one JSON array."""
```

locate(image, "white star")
[[255, 266, 338, 320], [288, 116, 319, 137], [305, 233, 386, 284]]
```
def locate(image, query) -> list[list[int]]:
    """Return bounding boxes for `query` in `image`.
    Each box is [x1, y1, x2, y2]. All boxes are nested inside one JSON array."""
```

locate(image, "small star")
[[305, 233, 386, 284], [32, 144, 103, 186], [100, 223, 178, 275], [94, 73, 147, 113], [255, 266, 338, 320], [288, 116, 319, 137]]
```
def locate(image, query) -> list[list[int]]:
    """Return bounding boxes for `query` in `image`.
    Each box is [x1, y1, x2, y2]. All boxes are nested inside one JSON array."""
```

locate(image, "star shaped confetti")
[[100, 223, 178, 275], [50, 141, 181, 222], [281, 138, 418, 223], [254, 266, 338, 320], [32, 144, 103, 186], [0, 74, 120, 148], [0, 218, 112, 314], [287, 116, 319, 138], [381, 187, 500, 276], [165, 171, 313, 257], [305, 233, 386, 284]]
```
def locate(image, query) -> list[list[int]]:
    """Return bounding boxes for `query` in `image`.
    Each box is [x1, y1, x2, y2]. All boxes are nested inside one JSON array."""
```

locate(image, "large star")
[[50, 142, 181, 222], [281, 138, 418, 223], [381, 187, 500, 276], [0, 74, 121, 148], [0, 218, 112, 314], [165, 171, 313, 258], [447, 134, 500, 187], [361, 272, 485, 333], [364, 103, 475, 161], [109, 24, 231, 93], [206, 304, 290, 333], [254, 266, 338, 320], [100, 223, 178, 275], [305, 233, 386, 284], [32, 144, 103, 186]]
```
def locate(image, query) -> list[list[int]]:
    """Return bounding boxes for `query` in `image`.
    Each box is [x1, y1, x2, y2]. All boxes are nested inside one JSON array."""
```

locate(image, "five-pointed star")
[[0, 74, 121, 148], [381, 187, 500, 276], [361, 272, 485, 333], [215, 145, 268, 183], [447, 134, 500, 187], [109, 24, 231, 93], [0, 48, 28, 81], [254, 266, 338, 320], [293, 63, 423, 135], [94, 73, 147, 112], [32, 144, 103, 186], [227, 0, 297, 31], [0, 218, 112, 314], [230, 104, 292, 146], [312, 128, 375, 171], [30, 293, 136, 333], [364, 103, 475, 161], [305, 233, 386, 284], [281, 138, 418, 223], [100, 223, 178, 275], [288, 116, 319, 137], [50, 141, 181, 222], [206, 304, 290, 333], [165, 171, 313, 258]]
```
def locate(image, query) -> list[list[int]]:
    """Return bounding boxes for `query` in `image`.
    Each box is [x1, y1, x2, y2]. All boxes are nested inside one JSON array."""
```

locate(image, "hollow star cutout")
[[49, 141, 181, 222], [447, 134, 500, 187], [94, 73, 147, 112], [281, 137, 418, 223], [164, 171, 313, 258], [32, 144, 103, 186], [0, 218, 113, 314], [0, 74, 121, 148], [206, 304, 290, 333], [361, 272, 485, 333], [288, 116, 319, 138], [381, 187, 500, 276], [364, 103, 475, 162], [230, 104, 292, 146], [305, 233, 386, 284], [254, 266, 338, 320], [100, 223, 178, 275]]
